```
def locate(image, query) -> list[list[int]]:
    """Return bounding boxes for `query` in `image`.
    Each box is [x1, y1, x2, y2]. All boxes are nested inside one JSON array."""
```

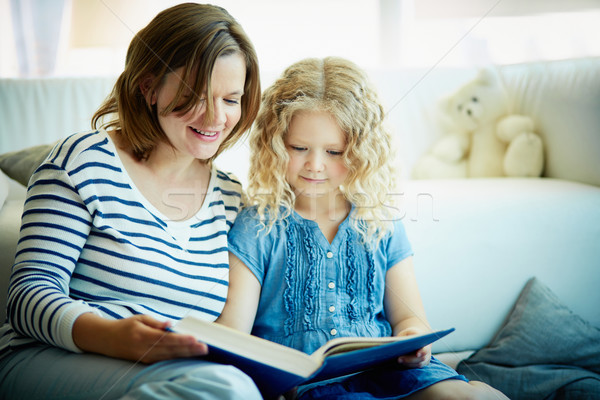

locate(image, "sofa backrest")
[[0, 76, 116, 153], [499, 57, 600, 186], [1, 57, 599, 187]]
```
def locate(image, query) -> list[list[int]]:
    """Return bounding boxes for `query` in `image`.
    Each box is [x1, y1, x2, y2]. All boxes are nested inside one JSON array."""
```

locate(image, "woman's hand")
[[73, 313, 208, 364], [395, 326, 432, 369]]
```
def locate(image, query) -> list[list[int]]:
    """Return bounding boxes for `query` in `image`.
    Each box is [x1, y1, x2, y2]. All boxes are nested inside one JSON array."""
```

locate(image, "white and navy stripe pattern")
[[0, 130, 242, 358]]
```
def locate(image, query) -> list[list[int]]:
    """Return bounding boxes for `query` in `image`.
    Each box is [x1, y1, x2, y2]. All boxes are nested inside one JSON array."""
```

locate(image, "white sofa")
[[1, 57, 599, 396]]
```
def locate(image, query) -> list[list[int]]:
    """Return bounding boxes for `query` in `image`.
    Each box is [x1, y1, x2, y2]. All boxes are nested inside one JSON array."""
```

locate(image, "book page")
[[174, 316, 320, 377], [312, 336, 403, 358], [322, 341, 388, 357]]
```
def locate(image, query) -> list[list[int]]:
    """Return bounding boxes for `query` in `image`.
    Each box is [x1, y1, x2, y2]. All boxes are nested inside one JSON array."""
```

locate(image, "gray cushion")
[[457, 277, 600, 399], [0, 143, 55, 186]]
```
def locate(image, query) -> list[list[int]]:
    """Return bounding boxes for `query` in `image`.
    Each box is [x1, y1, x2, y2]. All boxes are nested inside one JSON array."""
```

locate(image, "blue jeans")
[[0, 344, 262, 400]]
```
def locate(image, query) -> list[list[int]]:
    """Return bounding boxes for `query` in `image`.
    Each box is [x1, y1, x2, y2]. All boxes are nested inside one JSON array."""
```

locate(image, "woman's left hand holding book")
[[73, 313, 208, 364]]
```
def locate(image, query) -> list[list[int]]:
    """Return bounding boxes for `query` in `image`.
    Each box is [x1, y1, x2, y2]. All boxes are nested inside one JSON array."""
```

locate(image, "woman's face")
[[154, 53, 246, 161]]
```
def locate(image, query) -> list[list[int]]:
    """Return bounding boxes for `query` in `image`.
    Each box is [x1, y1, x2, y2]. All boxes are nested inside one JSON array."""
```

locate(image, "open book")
[[173, 316, 454, 399]]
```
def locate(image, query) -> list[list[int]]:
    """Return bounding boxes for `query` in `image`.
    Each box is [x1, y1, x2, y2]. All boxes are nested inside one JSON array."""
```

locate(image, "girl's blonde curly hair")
[[247, 57, 398, 244]]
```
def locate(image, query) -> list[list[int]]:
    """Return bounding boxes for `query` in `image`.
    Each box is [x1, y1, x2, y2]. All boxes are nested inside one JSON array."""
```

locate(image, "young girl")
[[218, 57, 508, 399]]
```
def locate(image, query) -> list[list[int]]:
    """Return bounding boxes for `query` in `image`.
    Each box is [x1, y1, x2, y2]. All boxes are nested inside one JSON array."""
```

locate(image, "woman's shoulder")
[[213, 168, 243, 196], [45, 130, 114, 170], [212, 170, 244, 223], [25, 130, 119, 201], [213, 169, 242, 187]]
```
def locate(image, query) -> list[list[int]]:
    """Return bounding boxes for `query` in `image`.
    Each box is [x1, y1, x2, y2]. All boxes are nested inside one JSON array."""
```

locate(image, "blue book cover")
[[173, 316, 454, 399]]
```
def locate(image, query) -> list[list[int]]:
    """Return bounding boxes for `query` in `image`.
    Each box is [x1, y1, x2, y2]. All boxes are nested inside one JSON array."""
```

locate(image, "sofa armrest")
[[0, 191, 24, 322]]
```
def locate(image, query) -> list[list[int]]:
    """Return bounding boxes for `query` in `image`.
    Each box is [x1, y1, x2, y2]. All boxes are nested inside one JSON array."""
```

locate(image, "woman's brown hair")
[[92, 3, 261, 161]]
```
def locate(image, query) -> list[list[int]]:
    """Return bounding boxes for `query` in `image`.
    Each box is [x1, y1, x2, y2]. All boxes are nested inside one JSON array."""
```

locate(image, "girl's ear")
[[139, 74, 157, 105]]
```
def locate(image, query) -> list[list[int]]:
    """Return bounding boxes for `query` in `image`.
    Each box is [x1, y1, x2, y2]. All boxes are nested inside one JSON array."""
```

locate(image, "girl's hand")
[[395, 327, 432, 368], [73, 313, 208, 364]]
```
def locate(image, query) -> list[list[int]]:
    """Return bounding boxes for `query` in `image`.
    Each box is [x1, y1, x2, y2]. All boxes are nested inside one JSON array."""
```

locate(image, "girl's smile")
[[302, 178, 326, 183]]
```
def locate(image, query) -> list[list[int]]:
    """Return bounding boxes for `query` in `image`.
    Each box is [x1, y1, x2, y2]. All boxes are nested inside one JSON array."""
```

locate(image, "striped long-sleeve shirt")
[[0, 130, 242, 359]]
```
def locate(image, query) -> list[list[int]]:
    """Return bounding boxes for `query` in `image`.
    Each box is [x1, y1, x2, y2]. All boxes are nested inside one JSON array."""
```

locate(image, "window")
[[1, 0, 599, 77]]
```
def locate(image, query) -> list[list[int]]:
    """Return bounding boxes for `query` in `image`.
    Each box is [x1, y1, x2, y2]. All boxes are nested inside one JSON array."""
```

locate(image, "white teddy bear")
[[413, 69, 544, 179]]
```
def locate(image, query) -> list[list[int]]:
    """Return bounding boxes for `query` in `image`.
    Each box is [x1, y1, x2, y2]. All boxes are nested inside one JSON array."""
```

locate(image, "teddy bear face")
[[442, 70, 509, 132], [452, 94, 483, 131]]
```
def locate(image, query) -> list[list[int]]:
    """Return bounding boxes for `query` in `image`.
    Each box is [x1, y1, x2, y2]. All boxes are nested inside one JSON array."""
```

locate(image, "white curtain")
[[10, 0, 68, 76]]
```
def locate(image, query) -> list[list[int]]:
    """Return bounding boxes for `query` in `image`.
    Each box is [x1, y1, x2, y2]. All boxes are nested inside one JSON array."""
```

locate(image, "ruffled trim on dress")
[[345, 229, 359, 322], [283, 223, 297, 336], [366, 250, 376, 321], [301, 226, 319, 330], [283, 222, 321, 334], [346, 229, 377, 322]]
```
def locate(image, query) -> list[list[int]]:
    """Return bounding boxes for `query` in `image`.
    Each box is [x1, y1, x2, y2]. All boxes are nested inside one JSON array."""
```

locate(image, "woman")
[[0, 3, 262, 399]]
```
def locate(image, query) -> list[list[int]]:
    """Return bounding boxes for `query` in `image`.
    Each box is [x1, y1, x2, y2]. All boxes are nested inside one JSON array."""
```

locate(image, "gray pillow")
[[0, 143, 55, 186], [457, 277, 600, 399]]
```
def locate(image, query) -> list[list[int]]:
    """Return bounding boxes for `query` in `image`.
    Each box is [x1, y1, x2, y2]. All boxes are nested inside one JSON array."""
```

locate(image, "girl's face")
[[285, 110, 349, 199], [154, 53, 246, 161]]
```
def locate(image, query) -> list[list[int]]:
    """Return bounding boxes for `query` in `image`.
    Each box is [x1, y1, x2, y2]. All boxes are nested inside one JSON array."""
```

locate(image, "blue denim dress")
[[229, 206, 466, 399]]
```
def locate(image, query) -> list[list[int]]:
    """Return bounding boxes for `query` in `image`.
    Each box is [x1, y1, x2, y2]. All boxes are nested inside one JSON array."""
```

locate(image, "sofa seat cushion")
[[0, 196, 24, 322], [399, 178, 600, 353]]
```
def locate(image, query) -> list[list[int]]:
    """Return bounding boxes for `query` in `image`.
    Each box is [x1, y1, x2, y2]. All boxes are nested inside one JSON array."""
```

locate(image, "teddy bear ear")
[[475, 68, 497, 86], [436, 95, 460, 130], [438, 95, 453, 114]]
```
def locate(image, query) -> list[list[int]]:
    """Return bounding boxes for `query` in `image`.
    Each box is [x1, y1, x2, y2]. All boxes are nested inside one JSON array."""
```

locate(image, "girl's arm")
[[384, 255, 433, 368], [216, 252, 261, 333]]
